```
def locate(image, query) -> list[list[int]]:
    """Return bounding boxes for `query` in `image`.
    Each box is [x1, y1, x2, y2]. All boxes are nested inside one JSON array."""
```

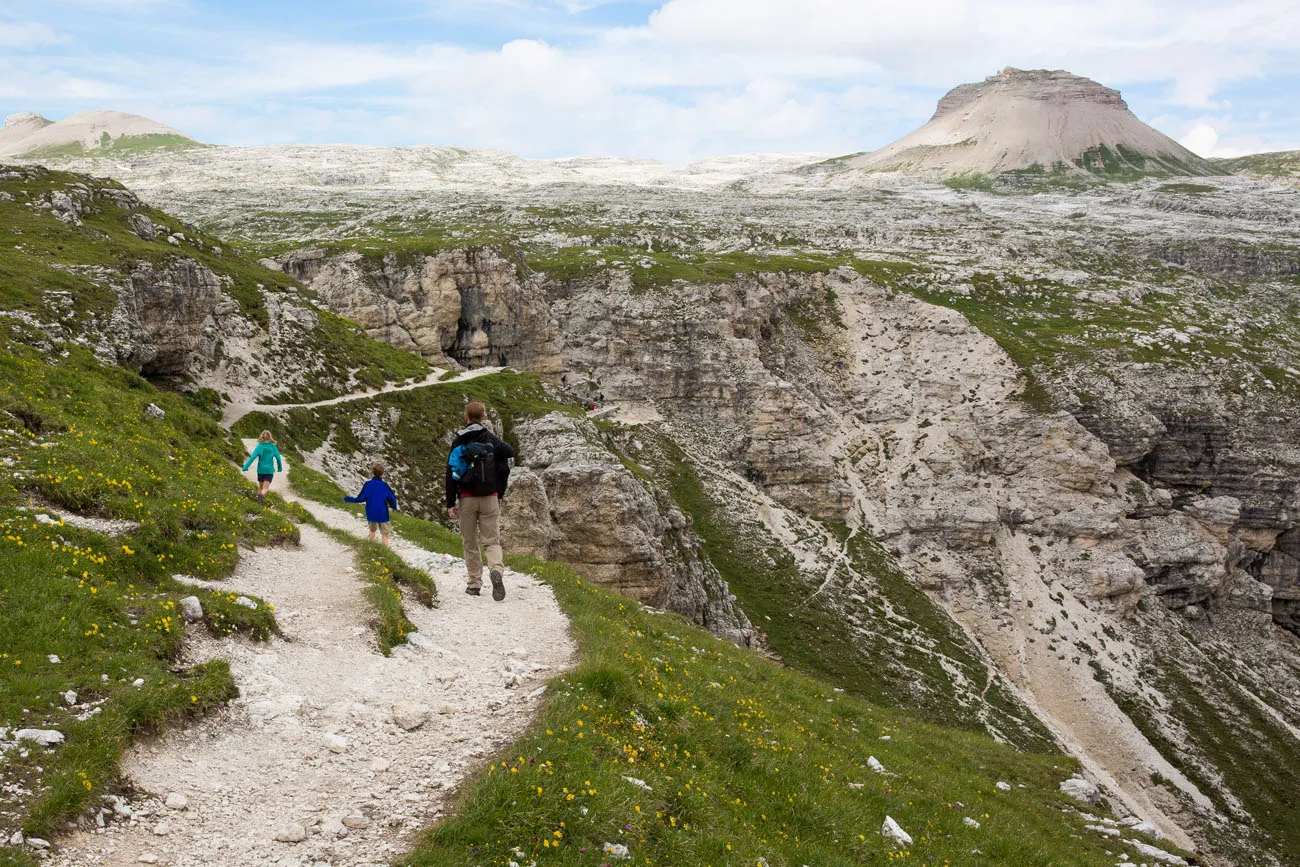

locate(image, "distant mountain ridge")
[[841, 67, 1223, 179], [0, 110, 201, 158], [1213, 149, 1300, 187]]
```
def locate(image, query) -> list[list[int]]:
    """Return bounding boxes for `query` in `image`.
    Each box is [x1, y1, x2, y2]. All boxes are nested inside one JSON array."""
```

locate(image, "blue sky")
[[3, 0, 1298, 161]]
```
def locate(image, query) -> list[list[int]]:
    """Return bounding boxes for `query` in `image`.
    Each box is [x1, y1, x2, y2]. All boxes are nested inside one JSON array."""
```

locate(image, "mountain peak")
[[4, 112, 52, 130], [0, 110, 199, 159], [848, 67, 1219, 179]]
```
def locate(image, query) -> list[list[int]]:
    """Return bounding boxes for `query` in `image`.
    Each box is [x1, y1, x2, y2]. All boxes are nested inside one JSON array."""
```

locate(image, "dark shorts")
[[257, 473, 274, 483]]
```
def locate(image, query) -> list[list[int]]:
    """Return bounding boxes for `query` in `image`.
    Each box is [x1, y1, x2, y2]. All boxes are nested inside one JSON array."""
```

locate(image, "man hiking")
[[446, 401, 515, 600]]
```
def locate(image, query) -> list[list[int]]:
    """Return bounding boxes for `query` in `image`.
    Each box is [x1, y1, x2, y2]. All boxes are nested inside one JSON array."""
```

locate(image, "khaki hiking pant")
[[458, 495, 503, 588]]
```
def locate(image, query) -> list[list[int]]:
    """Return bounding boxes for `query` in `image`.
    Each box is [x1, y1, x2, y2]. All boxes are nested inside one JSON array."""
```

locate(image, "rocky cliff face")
[[502, 413, 752, 645], [276, 247, 562, 374], [0, 164, 422, 412]]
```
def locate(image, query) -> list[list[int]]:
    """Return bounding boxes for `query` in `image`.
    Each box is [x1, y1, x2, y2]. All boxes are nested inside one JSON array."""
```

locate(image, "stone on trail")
[[63, 690, 77, 706], [26, 838, 50, 849], [274, 823, 308, 843], [235, 595, 258, 610], [1059, 775, 1101, 804], [323, 733, 349, 753], [319, 816, 348, 838], [341, 815, 370, 829], [137, 854, 159, 864], [152, 821, 171, 836], [179, 595, 204, 622], [392, 701, 431, 731], [882, 816, 913, 847], [164, 792, 188, 810]]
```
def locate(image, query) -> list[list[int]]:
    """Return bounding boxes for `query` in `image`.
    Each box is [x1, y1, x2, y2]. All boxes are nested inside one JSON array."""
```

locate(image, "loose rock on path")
[[51, 454, 575, 866]]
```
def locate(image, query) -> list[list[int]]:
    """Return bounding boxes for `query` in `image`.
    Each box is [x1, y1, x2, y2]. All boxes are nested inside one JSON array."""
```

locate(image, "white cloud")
[[1180, 122, 1219, 157], [8, 0, 1300, 159], [0, 21, 59, 46]]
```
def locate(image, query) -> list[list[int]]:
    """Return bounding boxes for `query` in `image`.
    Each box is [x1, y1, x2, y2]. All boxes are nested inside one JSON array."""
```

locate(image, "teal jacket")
[[242, 442, 283, 475]]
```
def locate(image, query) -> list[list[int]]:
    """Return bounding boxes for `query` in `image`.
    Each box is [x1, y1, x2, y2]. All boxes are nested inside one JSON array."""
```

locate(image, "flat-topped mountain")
[[844, 67, 1222, 179], [0, 110, 200, 158]]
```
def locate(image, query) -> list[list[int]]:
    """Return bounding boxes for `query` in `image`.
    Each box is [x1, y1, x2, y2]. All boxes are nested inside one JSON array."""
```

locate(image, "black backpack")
[[460, 440, 498, 496]]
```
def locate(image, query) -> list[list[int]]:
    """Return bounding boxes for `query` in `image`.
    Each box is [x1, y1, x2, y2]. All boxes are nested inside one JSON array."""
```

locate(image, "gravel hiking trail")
[[220, 367, 505, 427], [51, 444, 575, 867]]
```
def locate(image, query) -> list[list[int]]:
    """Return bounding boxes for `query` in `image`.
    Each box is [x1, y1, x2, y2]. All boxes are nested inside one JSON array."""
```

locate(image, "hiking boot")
[[465, 586, 481, 597], [257, 492, 265, 506], [490, 568, 506, 602]]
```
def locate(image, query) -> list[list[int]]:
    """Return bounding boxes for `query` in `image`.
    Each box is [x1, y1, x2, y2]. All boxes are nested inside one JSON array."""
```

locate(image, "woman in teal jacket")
[[242, 430, 284, 504]]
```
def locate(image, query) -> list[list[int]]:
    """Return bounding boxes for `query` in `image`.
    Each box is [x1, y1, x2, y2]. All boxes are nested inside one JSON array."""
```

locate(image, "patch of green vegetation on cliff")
[[943, 173, 999, 193], [629, 432, 1055, 751], [1157, 183, 1219, 194], [0, 164, 300, 331], [262, 310, 429, 403], [0, 343, 300, 846], [1073, 145, 1224, 179], [896, 265, 1300, 411]]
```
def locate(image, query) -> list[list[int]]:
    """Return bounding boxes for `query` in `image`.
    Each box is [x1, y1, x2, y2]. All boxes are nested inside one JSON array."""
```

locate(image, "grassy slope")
[[0, 344, 298, 850], [265, 493, 1159, 867]]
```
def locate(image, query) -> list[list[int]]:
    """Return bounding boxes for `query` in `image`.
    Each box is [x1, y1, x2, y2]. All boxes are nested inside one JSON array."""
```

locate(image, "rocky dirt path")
[[50, 444, 575, 867], [220, 367, 504, 427]]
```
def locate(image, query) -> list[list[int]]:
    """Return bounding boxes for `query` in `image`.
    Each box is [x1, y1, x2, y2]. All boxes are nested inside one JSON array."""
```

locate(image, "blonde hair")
[[465, 401, 486, 422], [259, 430, 275, 443]]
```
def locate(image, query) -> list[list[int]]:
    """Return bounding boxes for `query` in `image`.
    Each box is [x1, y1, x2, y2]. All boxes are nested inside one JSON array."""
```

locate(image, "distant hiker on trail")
[[446, 401, 515, 600], [242, 431, 283, 505], [345, 462, 399, 546]]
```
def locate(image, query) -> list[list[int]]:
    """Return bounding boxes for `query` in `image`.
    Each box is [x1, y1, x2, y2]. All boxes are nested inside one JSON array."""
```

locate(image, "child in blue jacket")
[[242, 431, 284, 505], [345, 462, 399, 546]]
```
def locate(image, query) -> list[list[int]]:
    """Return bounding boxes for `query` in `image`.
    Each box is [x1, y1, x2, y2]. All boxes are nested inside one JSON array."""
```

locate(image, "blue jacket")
[[242, 442, 283, 475], [345, 478, 398, 523]]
